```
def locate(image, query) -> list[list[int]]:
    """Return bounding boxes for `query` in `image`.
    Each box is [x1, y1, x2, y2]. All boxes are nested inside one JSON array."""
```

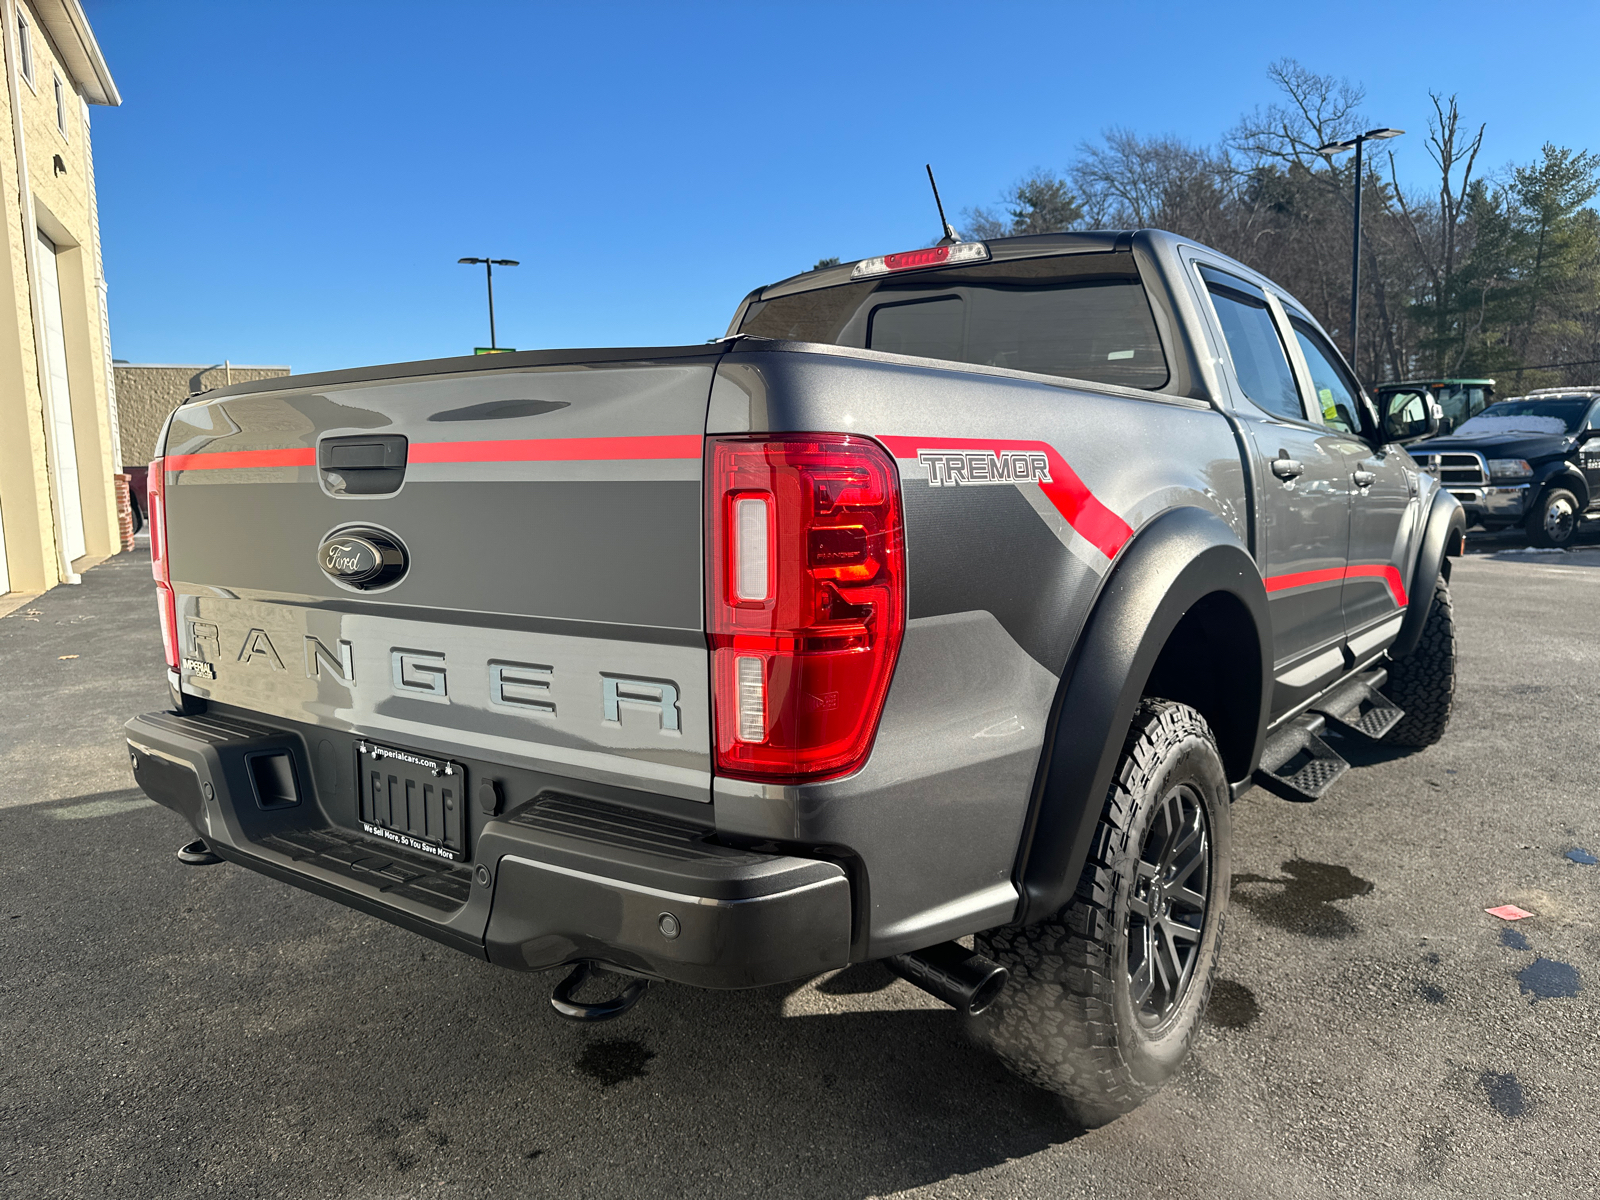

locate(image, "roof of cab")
[[756, 230, 1139, 301]]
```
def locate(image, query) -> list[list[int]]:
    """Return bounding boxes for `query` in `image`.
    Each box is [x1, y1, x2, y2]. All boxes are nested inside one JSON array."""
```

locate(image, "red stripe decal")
[[165, 435, 703, 472], [1344, 563, 1408, 608], [165, 447, 316, 471], [877, 435, 1133, 560], [409, 434, 702, 464], [1266, 564, 1407, 608]]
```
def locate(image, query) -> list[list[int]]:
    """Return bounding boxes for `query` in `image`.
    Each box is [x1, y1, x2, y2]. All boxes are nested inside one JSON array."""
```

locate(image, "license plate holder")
[[357, 742, 467, 862]]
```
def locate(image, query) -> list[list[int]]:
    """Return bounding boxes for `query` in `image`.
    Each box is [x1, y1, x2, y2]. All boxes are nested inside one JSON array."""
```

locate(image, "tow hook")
[[550, 961, 651, 1022], [176, 838, 223, 866], [885, 941, 1009, 1015]]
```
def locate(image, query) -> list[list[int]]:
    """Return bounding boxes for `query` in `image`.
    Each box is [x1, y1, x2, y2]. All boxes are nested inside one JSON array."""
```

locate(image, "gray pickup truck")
[[126, 229, 1464, 1119]]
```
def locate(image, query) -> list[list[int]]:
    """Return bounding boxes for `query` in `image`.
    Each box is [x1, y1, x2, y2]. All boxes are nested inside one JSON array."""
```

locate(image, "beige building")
[[1, 0, 119, 599], [114, 362, 291, 469]]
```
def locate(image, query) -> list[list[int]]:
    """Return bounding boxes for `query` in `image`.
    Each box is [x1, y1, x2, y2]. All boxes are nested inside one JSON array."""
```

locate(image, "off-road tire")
[[1525, 486, 1579, 548], [970, 699, 1231, 1123], [1381, 572, 1456, 747]]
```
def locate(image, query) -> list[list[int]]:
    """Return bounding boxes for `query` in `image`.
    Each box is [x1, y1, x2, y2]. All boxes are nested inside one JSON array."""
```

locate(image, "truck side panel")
[[708, 349, 1250, 956]]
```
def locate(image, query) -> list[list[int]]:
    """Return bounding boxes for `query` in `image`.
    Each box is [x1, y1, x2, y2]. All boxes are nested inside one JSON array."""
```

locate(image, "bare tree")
[[1391, 93, 1485, 372], [1071, 129, 1235, 231], [1229, 59, 1367, 171]]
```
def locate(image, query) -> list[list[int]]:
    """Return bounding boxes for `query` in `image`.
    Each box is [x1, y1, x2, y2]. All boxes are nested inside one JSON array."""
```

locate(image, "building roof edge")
[[34, 0, 120, 106]]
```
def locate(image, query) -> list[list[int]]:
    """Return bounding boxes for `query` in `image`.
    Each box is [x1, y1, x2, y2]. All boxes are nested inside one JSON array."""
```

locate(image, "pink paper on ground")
[[1485, 905, 1534, 920]]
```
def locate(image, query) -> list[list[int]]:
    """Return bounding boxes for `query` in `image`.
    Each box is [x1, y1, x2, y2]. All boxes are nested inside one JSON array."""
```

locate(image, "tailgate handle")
[[319, 435, 408, 495]]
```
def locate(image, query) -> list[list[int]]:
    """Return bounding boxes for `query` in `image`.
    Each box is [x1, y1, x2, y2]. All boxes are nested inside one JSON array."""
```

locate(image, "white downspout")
[[4, 0, 79, 584], [81, 91, 120, 474]]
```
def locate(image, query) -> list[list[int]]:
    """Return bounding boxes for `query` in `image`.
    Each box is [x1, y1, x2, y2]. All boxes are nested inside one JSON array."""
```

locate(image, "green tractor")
[[1374, 378, 1495, 437]]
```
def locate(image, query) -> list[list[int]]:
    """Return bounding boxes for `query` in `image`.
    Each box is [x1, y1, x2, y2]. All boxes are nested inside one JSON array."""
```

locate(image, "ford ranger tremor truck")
[[1405, 386, 1600, 548], [126, 229, 1464, 1120]]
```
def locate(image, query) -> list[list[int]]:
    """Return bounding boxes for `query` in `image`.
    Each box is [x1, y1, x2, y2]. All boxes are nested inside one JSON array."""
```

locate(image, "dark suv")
[[1408, 387, 1600, 546]]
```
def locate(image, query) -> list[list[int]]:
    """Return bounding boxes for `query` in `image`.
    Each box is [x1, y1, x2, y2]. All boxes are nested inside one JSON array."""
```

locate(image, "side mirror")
[[1380, 390, 1440, 445]]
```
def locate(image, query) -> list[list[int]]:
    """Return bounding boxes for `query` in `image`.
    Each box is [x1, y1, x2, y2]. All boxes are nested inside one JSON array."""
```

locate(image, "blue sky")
[[86, 0, 1600, 374]]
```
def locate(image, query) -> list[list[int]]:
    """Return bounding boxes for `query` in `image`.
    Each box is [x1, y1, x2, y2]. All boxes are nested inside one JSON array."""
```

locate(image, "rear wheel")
[[970, 699, 1230, 1123], [1382, 572, 1456, 747], [1525, 487, 1579, 548]]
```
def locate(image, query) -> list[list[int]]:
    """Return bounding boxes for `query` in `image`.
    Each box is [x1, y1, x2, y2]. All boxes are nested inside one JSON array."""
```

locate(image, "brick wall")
[[113, 364, 291, 465]]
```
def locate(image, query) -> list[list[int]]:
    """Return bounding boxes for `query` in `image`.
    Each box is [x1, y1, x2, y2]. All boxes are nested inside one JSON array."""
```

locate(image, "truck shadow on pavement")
[[8, 798, 1088, 1200], [494, 967, 1091, 1197]]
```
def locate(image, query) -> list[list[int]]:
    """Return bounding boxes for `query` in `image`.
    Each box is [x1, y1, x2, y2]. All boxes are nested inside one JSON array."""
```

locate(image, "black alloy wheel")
[[969, 699, 1231, 1122], [1127, 784, 1210, 1027]]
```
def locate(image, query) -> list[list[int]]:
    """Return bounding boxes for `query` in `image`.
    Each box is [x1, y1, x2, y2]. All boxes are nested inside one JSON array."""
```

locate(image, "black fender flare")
[[1012, 506, 1272, 925], [1392, 486, 1466, 660], [1530, 461, 1588, 511]]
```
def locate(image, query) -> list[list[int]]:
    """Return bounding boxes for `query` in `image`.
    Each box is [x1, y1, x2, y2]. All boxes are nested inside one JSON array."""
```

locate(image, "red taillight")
[[148, 457, 178, 670], [885, 247, 950, 271], [850, 240, 990, 279], [708, 435, 905, 782]]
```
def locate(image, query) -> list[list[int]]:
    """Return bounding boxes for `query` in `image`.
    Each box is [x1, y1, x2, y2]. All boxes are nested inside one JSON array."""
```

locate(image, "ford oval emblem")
[[318, 529, 407, 590]]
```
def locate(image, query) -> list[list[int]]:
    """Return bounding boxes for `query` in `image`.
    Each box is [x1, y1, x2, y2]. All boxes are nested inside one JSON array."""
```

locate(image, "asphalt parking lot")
[[2, 539, 1596, 1200]]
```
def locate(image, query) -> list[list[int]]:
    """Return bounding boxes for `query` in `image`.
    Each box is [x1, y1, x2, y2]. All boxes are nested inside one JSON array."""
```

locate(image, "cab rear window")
[[740, 252, 1169, 390]]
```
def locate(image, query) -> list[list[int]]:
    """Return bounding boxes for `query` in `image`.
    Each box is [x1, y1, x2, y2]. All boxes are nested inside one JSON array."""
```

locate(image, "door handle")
[[1352, 469, 1377, 488], [1271, 457, 1304, 480]]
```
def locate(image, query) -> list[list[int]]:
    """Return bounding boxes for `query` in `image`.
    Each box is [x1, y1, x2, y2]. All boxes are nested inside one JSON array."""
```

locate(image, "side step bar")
[[1253, 669, 1404, 802], [1255, 713, 1348, 802], [1315, 669, 1404, 740]]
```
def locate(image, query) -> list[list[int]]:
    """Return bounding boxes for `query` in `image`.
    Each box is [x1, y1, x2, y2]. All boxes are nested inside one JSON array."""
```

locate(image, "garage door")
[[36, 230, 86, 564]]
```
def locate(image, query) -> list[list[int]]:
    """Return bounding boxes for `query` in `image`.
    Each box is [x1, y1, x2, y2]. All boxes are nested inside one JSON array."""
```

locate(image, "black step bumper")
[[124, 710, 852, 988]]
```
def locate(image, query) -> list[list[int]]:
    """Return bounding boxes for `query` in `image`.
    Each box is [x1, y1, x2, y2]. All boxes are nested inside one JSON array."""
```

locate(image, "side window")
[[17, 9, 33, 86], [1202, 277, 1305, 422], [1587, 403, 1600, 430], [1289, 321, 1361, 435]]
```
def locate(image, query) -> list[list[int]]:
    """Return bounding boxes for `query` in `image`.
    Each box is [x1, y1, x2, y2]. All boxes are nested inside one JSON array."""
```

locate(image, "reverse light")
[[148, 457, 179, 670], [708, 435, 906, 782], [1488, 458, 1533, 481], [850, 241, 989, 279]]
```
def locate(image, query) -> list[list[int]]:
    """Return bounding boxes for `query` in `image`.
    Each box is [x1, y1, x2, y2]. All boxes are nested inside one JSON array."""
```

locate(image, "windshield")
[[1456, 398, 1592, 437], [738, 252, 1170, 390]]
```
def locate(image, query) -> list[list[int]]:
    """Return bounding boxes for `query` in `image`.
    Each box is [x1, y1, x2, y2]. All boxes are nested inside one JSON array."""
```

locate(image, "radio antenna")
[[926, 164, 960, 246]]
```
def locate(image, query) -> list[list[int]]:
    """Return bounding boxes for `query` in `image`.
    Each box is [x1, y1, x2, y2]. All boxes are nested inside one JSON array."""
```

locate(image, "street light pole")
[[1350, 135, 1364, 368], [457, 256, 520, 350], [1315, 128, 1403, 377]]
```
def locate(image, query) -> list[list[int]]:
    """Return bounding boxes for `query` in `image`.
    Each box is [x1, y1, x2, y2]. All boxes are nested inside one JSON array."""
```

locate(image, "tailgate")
[[160, 353, 718, 802]]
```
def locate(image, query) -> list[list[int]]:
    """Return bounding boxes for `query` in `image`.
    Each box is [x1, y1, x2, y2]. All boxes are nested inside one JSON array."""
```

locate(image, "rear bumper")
[[124, 709, 852, 988]]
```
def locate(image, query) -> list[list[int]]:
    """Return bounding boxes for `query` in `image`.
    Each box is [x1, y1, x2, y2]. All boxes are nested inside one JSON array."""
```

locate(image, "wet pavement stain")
[[1500, 927, 1532, 951], [1566, 847, 1598, 865], [1416, 982, 1446, 1004], [575, 1038, 655, 1087], [1479, 1071, 1527, 1118], [1205, 979, 1260, 1028], [1231, 859, 1374, 938], [1518, 958, 1582, 1001]]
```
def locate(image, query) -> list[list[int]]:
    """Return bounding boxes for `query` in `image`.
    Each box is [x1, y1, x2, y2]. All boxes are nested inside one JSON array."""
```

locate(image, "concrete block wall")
[[114, 364, 292, 466]]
